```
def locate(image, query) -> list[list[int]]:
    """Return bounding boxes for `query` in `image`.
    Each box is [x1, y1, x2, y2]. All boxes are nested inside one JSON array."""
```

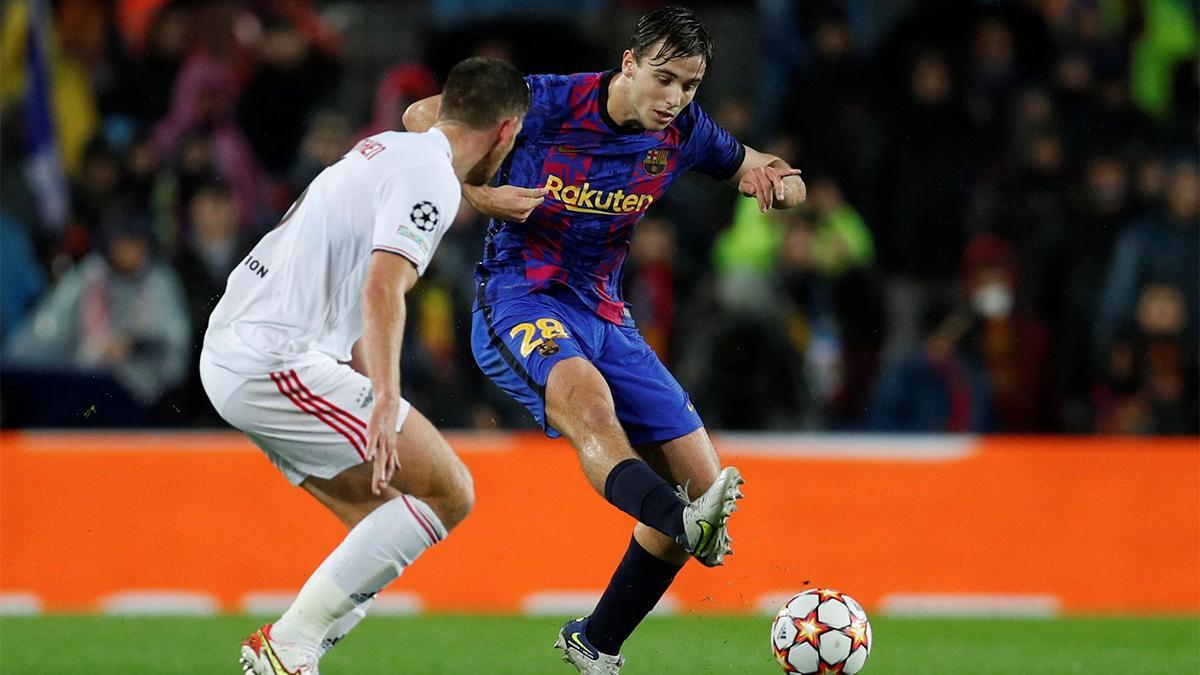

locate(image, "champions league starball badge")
[[409, 201, 439, 232]]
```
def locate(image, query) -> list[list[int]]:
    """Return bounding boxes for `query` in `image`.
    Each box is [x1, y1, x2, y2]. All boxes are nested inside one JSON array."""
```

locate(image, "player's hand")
[[466, 185, 547, 222], [366, 394, 401, 495], [739, 167, 804, 212]]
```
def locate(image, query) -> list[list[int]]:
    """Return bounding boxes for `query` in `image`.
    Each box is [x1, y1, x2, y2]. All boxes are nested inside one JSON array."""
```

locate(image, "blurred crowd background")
[[0, 0, 1196, 434]]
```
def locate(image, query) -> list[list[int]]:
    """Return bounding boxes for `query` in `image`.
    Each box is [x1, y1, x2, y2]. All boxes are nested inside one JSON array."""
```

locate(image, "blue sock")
[[603, 459, 685, 538], [586, 537, 683, 655]]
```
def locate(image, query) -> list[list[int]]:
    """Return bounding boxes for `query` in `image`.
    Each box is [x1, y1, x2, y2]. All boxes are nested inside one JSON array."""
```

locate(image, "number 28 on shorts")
[[509, 318, 569, 358]]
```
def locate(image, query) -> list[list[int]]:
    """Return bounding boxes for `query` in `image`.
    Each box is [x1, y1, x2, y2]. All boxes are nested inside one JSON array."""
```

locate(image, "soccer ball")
[[771, 589, 872, 674]]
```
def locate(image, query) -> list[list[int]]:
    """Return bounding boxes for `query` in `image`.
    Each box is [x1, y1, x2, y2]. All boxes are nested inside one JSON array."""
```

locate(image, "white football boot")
[[239, 624, 320, 675], [554, 617, 624, 674], [677, 466, 744, 567]]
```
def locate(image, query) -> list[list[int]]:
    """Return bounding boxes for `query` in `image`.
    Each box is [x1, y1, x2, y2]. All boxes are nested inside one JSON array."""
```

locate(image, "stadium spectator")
[[1129, 148, 1170, 216], [117, 2, 194, 126], [172, 179, 248, 350], [795, 176, 875, 277], [154, 57, 261, 227], [1096, 158, 1200, 354], [959, 234, 1055, 432], [394, 262, 473, 428], [5, 214, 190, 409], [682, 255, 808, 430], [713, 196, 781, 282], [772, 207, 837, 421], [168, 179, 248, 423], [874, 49, 974, 363], [992, 118, 1071, 318], [779, 9, 871, 201], [237, 12, 341, 175], [1134, 283, 1198, 434], [965, 16, 1020, 170], [866, 302, 995, 433], [286, 110, 353, 196], [875, 49, 973, 281], [1093, 282, 1198, 434], [68, 137, 123, 242], [625, 217, 678, 361], [1090, 326, 1147, 435], [1054, 150, 1136, 425], [797, 177, 884, 424]]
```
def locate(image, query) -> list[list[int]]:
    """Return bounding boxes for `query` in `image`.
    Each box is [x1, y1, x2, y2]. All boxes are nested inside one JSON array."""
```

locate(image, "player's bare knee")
[[546, 358, 617, 432], [429, 460, 474, 532], [549, 394, 616, 441], [445, 463, 475, 530], [570, 389, 621, 433]]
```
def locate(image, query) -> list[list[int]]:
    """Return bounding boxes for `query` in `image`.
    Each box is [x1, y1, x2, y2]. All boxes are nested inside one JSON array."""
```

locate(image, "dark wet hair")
[[629, 5, 713, 67], [439, 57, 530, 130]]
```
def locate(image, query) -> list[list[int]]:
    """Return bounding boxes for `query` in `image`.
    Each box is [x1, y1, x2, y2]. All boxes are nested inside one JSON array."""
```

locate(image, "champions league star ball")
[[771, 589, 872, 674]]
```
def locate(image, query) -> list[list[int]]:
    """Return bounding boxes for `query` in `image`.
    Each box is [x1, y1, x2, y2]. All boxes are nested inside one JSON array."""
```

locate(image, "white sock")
[[272, 494, 446, 655], [319, 593, 375, 656]]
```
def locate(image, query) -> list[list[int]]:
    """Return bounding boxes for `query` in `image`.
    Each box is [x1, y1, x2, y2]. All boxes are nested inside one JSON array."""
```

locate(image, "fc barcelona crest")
[[536, 339, 561, 357], [642, 148, 670, 176]]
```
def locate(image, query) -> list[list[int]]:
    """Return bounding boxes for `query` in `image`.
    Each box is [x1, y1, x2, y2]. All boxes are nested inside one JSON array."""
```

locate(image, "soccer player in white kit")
[[199, 58, 530, 675]]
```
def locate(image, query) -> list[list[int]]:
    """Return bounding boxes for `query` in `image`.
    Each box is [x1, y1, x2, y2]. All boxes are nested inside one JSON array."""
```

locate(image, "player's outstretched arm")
[[403, 94, 544, 222], [360, 251, 420, 494], [728, 145, 807, 212], [463, 184, 546, 222], [402, 95, 441, 133]]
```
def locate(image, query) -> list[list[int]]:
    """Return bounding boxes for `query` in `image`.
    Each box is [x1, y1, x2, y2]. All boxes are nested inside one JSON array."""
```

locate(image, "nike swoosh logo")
[[260, 629, 307, 667], [694, 520, 716, 556], [263, 634, 302, 675], [570, 631, 597, 658]]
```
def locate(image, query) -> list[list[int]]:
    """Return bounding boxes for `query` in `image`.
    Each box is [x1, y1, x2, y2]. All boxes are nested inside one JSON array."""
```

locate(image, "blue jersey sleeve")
[[679, 102, 746, 181], [520, 74, 573, 143]]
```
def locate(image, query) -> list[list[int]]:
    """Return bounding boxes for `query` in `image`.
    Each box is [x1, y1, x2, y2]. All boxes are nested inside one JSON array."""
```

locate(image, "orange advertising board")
[[0, 432, 1196, 615]]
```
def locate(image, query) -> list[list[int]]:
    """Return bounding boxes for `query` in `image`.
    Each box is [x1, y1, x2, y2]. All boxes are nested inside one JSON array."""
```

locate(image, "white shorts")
[[199, 351, 412, 485]]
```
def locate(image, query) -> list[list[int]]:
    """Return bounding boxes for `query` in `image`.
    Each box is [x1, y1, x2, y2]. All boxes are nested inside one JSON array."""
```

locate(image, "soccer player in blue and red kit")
[[406, 6, 806, 672]]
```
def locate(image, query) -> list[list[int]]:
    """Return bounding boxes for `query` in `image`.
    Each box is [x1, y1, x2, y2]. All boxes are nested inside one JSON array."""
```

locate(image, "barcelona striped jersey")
[[475, 71, 745, 325]]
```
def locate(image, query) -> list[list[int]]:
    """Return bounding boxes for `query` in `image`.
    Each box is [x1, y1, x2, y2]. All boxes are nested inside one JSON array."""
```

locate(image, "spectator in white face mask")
[[959, 233, 1058, 431]]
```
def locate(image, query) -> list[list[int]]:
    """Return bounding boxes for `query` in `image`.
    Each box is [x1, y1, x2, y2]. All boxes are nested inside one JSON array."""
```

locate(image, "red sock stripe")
[[270, 372, 366, 461], [282, 371, 367, 449], [288, 370, 367, 430], [400, 494, 441, 544], [409, 496, 442, 543]]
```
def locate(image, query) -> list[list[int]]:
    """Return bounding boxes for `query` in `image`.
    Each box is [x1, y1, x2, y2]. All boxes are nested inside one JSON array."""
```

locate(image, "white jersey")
[[203, 128, 460, 374]]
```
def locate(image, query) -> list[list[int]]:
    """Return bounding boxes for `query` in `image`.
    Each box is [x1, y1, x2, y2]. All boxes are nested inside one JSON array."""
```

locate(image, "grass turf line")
[[0, 615, 1196, 674]]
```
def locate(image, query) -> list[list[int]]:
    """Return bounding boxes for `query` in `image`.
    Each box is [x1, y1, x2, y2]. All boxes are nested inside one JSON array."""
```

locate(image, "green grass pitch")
[[1, 615, 1196, 674]]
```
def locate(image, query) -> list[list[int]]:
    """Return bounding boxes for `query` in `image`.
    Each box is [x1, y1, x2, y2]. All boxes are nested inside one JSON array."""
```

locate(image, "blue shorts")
[[471, 289, 703, 446]]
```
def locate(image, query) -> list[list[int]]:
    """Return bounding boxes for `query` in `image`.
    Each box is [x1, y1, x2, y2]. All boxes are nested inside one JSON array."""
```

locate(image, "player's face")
[[466, 116, 523, 186], [622, 44, 706, 131]]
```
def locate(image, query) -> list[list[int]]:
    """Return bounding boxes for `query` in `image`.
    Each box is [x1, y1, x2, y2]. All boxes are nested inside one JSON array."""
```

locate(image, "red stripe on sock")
[[283, 371, 367, 450], [408, 496, 442, 543], [290, 370, 367, 430], [271, 372, 366, 460], [400, 494, 440, 544]]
